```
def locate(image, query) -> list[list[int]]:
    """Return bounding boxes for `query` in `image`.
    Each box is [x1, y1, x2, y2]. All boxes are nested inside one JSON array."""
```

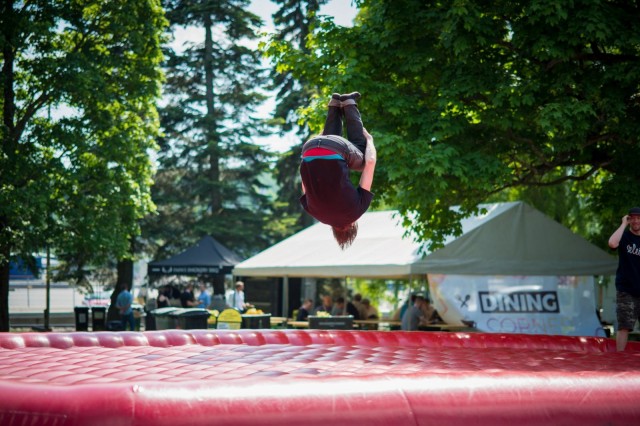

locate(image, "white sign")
[[428, 274, 607, 337]]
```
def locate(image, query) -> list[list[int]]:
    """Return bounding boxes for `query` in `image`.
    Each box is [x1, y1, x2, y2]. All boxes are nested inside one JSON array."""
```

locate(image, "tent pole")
[[282, 276, 289, 318]]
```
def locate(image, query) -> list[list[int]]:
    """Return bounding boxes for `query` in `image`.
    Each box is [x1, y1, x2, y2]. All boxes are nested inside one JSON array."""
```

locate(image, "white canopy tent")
[[233, 202, 617, 278], [235, 202, 617, 335], [235, 209, 420, 279]]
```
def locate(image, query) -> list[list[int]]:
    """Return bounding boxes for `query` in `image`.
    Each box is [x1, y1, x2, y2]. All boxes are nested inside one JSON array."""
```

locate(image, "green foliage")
[[265, 0, 640, 249], [351, 277, 429, 315], [0, 0, 166, 328], [351, 278, 394, 308]]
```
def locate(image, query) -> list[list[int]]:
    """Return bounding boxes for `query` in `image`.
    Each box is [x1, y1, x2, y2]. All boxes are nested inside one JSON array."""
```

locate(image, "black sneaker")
[[339, 92, 361, 102], [329, 93, 341, 107]]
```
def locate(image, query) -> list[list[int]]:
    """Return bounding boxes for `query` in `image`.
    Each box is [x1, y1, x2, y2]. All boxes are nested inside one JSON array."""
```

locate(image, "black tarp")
[[148, 236, 242, 277]]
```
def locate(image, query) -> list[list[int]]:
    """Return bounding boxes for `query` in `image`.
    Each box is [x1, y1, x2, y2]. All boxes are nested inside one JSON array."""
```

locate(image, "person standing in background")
[[227, 281, 249, 312], [196, 282, 211, 309], [157, 285, 170, 308], [180, 283, 198, 308], [116, 285, 135, 331], [608, 207, 640, 351]]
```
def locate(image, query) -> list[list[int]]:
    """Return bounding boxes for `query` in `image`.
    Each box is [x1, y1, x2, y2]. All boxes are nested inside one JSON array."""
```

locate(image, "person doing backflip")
[[299, 92, 376, 249]]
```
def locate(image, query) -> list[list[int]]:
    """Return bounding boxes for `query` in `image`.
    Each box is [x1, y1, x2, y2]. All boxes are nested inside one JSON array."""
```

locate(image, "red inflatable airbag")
[[0, 330, 639, 425]]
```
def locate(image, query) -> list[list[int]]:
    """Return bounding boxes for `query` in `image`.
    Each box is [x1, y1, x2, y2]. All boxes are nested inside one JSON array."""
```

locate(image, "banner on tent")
[[148, 265, 221, 275], [428, 274, 607, 337]]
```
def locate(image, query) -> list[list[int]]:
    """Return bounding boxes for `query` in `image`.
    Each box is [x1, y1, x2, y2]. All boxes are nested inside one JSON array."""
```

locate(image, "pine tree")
[[144, 0, 274, 259]]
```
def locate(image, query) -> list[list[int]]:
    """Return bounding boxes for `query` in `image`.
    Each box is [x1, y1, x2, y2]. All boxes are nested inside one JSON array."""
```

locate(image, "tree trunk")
[[0, 0, 16, 332], [44, 245, 51, 330], [0, 241, 10, 332], [203, 13, 222, 213]]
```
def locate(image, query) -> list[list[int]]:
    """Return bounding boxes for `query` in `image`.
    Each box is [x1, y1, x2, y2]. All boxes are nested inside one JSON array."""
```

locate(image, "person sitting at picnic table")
[[418, 297, 439, 327], [296, 299, 314, 321], [362, 298, 379, 319], [332, 296, 360, 319], [352, 293, 367, 320], [358, 298, 379, 330], [314, 295, 333, 315], [401, 295, 426, 331], [392, 293, 417, 321]]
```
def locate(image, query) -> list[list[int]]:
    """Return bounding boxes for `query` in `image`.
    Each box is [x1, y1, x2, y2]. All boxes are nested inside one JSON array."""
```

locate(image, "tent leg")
[[282, 277, 289, 318]]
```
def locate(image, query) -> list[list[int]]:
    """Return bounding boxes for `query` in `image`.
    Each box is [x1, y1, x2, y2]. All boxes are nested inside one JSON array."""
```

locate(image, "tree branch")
[[546, 52, 639, 70], [487, 160, 611, 197], [14, 92, 52, 139]]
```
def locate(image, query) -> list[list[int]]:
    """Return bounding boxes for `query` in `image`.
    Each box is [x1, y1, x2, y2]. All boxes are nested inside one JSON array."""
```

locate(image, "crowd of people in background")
[[305, 293, 382, 321], [150, 280, 252, 313], [291, 291, 440, 329], [130, 279, 439, 330]]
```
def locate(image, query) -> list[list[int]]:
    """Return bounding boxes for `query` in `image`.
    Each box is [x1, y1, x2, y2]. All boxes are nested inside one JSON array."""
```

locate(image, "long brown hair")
[[332, 222, 358, 249]]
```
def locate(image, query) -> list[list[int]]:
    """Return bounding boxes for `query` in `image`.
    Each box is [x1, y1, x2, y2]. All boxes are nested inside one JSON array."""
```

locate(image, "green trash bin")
[[74, 306, 90, 331], [169, 308, 210, 330], [151, 307, 179, 330], [91, 306, 107, 331]]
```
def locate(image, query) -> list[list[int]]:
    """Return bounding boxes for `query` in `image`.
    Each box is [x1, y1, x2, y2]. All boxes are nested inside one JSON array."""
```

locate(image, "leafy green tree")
[[0, 0, 166, 331], [144, 0, 273, 262], [351, 278, 394, 309], [266, 0, 640, 249]]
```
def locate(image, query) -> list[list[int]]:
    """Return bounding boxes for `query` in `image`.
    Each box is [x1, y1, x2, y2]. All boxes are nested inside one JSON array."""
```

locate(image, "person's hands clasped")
[[363, 128, 376, 163]]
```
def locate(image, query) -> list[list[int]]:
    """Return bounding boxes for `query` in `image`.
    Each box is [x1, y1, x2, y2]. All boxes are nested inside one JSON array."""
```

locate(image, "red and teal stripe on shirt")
[[302, 147, 344, 162]]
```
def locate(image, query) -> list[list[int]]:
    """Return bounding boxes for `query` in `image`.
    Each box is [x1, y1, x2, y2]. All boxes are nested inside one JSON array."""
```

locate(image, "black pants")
[[322, 103, 366, 156], [301, 103, 366, 171]]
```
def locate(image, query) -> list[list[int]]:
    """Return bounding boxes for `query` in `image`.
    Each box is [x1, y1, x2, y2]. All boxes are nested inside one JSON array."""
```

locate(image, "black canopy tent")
[[148, 236, 243, 294]]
